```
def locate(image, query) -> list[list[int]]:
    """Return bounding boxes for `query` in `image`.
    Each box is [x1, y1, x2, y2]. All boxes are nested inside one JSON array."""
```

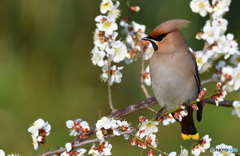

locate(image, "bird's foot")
[[155, 107, 165, 121], [180, 100, 191, 110], [180, 100, 199, 110]]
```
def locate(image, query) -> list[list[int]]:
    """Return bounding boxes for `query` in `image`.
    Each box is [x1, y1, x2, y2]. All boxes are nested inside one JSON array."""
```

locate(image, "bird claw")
[[181, 100, 191, 110], [155, 107, 165, 121]]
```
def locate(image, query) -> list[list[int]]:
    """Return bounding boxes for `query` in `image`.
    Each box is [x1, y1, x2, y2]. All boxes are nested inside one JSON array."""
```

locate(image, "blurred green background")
[[0, 0, 239, 155]]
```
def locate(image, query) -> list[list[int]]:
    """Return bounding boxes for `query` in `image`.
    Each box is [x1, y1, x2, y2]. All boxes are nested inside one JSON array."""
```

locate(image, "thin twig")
[[201, 78, 215, 85], [107, 57, 114, 112], [43, 142, 50, 151], [145, 106, 158, 114], [140, 46, 150, 98], [126, 0, 132, 21]]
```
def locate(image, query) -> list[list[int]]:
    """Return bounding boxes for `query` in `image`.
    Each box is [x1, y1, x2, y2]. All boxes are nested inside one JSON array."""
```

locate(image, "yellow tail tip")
[[181, 133, 199, 140]]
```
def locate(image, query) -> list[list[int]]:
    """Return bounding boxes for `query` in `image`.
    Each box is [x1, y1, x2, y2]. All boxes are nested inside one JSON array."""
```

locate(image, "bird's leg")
[[155, 107, 165, 121], [181, 100, 191, 110], [180, 100, 198, 110], [173, 100, 199, 122]]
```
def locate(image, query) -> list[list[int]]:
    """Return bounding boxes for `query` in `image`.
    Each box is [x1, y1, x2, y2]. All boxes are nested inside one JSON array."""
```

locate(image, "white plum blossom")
[[169, 152, 177, 156], [107, 1, 121, 21], [96, 130, 105, 141], [216, 60, 226, 70], [214, 89, 227, 106], [100, 0, 113, 14], [144, 46, 154, 60], [0, 150, 4, 156], [201, 24, 221, 44], [201, 135, 212, 149], [145, 134, 157, 148], [102, 21, 118, 35], [190, 0, 240, 78], [142, 66, 151, 86], [0, 150, 20, 156], [91, 47, 106, 67], [213, 143, 235, 156], [60, 145, 86, 156], [230, 53, 240, 66], [230, 66, 240, 91], [100, 61, 109, 82], [218, 33, 239, 59], [136, 120, 159, 139], [96, 20, 118, 36], [65, 143, 72, 152], [191, 135, 212, 156], [110, 65, 123, 85], [211, 18, 228, 34], [88, 141, 112, 156], [96, 117, 118, 130], [66, 119, 90, 136], [180, 146, 188, 156], [190, 0, 210, 17], [232, 101, 240, 118], [28, 118, 51, 138], [106, 40, 128, 63], [94, 40, 108, 51], [211, 0, 231, 19], [212, 61, 240, 92], [116, 120, 130, 131], [133, 117, 159, 149], [120, 20, 132, 36], [28, 118, 51, 150], [212, 60, 226, 81], [100, 61, 124, 85], [120, 19, 152, 64], [162, 114, 176, 126], [195, 50, 212, 73], [220, 66, 234, 82], [191, 146, 201, 156], [176, 110, 188, 122], [147, 149, 154, 156], [92, 0, 128, 85], [95, 117, 131, 141], [132, 21, 146, 34]]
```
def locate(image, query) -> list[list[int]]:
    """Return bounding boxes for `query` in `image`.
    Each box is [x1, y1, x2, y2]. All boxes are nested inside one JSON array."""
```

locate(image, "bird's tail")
[[180, 109, 199, 140]]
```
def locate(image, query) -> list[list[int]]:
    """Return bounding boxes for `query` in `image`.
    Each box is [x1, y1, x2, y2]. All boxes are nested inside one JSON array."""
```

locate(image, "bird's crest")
[[150, 19, 191, 38]]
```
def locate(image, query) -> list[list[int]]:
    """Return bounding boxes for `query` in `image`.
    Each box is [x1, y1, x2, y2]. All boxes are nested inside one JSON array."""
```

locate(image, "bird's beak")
[[141, 35, 158, 51], [141, 35, 151, 41], [142, 35, 156, 43]]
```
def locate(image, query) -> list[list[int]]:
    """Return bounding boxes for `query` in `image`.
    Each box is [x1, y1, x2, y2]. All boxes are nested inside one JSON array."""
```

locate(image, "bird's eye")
[[155, 33, 168, 42]]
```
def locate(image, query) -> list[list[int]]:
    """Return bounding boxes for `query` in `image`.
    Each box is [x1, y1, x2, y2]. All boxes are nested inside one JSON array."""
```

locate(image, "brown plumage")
[[142, 19, 203, 140]]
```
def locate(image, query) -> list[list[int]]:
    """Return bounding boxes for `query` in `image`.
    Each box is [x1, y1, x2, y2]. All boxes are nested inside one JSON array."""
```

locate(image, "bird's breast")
[[150, 52, 199, 110]]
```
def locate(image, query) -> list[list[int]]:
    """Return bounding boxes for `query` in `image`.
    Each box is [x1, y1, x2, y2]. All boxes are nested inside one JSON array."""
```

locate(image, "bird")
[[142, 19, 203, 140]]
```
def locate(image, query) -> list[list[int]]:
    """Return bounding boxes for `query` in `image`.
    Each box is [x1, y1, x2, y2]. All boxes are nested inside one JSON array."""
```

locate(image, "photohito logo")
[[210, 147, 238, 153]]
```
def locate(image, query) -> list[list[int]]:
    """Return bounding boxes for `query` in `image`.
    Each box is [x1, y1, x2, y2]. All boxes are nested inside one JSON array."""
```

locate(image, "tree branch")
[[39, 97, 235, 156], [39, 128, 136, 156]]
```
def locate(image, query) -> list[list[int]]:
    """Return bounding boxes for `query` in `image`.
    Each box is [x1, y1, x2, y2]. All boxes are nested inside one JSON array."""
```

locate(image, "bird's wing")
[[191, 52, 203, 122]]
